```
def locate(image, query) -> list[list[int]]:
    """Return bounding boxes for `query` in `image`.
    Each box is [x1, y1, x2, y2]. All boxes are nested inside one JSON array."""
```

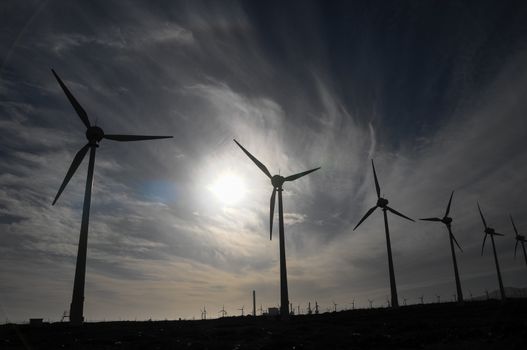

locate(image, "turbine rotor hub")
[[443, 217, 452, 225], [271, 175, 285, 189], [485, 227, 495, 235], [377, 197, 388, 208], [86, 126, 104, 144]]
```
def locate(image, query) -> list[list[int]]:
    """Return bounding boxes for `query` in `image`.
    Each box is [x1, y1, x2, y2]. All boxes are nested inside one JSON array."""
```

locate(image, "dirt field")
[[2, 299, 526, 349]]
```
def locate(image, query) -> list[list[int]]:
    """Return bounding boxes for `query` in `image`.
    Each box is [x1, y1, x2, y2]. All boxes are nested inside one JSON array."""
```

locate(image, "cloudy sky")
[[1, 0, 527, 322]]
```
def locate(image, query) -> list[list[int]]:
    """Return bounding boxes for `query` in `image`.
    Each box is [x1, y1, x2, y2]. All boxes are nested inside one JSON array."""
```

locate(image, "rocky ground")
[[1, 299, 526, 349]]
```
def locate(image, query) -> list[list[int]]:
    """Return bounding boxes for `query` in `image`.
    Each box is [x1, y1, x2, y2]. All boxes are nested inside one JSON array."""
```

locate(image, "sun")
[[209, 174, 247, 205]]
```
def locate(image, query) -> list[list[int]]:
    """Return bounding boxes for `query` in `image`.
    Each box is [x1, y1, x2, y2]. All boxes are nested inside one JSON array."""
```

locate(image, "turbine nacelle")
[[271, 175, 285, 189], [86, 126, 104, 144], [516, 234, 525, 241], [485, 227, 496, 235], [377, 197, 389, 208], [442, 216, 452, 225]]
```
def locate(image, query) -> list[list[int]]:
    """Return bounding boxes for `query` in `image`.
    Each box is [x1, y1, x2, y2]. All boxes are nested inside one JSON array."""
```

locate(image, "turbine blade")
[[494, 232, 504, 236], [514, 240, 519, 259], [104, 134, 172, 141], [445, 191, 454, 217], [481, 233, 488, 256], [477, 202, 488, 229], [371, 159, 381, 198], [450, 232, 463, 252], [51, 69, 91, 129], [353, 205, 378, 231], [510, 215, 519, 236], [52, 143, 90, 205], [233, 139, 272, 179], [284, 167, 321, 182], [420, 217, 442, 222], [270, 189, 276, 240], [386, 206, 415, 222]]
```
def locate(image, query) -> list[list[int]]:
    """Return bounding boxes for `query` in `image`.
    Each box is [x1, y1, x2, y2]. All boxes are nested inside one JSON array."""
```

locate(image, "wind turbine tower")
[[50, 69, 172, 325], [233, 139, 320, 319], [478, 203, 506, 301], [353, 160, 414, 308], [510, 215, 527, 267], [253, 290, 256, 317], [420, 191, 464, 303]]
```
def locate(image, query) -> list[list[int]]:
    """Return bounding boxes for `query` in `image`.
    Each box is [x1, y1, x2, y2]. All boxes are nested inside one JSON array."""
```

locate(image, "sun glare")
[[209, 174, 247, 205]]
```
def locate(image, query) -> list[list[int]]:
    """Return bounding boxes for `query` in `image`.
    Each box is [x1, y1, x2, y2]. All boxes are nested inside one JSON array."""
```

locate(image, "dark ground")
[[1, 299, 526, 349]]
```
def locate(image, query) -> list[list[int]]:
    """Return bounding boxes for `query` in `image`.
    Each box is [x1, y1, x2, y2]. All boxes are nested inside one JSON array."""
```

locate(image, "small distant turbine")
[[420, 191, 464, 303], [436, 295, 441, 303], [315, 301, 319, 314], [219, 305, 227, 318], [403, 298, 407, 306], [510, 215, 527, 266], [233, 139, 320, 319], [478, 203, 506, 301], [50, 69, 172, 325], [307, 302, 312, 315], [332, 301, 337, 312], [238, 305, 245, 317], [419, 295, 424, 304], [368, 299, 374, 309], [354, 160, 414, 308], [351, 299, 355, 310]]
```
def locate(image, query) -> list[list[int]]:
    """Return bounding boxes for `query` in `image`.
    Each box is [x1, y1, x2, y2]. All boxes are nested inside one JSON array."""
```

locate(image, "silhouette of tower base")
[[383, 208, 399, 308], [70, 146, 96, 325], [278, 189, 289, 319]]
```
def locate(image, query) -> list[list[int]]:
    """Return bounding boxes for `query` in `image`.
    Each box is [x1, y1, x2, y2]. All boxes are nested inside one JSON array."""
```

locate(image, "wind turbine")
[[420, 191, 464, 303], [478, 203, 506, 301], [238, 305, 245, 317], [233, 139, 320, 319], [510, 215, 527, 266], [368, 299, 374, 309], [353, 160, 414, 308], [50, 69, 172, 325], [219, 305, 227, 318], [332, 301, 337, 312]]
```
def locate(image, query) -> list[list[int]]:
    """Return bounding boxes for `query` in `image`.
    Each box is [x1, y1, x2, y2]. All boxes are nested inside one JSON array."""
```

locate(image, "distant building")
[[29, 318, 43, 327], [267, 307, 279, 316]]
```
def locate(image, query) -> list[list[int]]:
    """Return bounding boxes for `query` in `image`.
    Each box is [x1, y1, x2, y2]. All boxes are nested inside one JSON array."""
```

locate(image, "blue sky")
[[1, 0, 527, 321]]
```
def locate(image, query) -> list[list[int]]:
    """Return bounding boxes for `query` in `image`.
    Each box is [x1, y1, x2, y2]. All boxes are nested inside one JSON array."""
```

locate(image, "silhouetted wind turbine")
[[219, 305, 227, 318], [478, 203, 506, 301], [233, 139, 320, 319], [353, 160, 414, 308], [420, 191, 464, 303], [50, 69, 172, 325], [510, 215, 527, 266]]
